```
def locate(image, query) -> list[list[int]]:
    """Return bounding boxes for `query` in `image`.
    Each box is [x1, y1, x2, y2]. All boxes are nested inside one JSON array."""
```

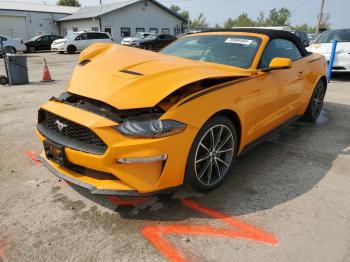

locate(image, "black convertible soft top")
[[199, 28, 309, 56]]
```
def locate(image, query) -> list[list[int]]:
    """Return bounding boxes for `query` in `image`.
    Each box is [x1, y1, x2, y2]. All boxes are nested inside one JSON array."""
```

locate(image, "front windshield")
[[64, 33, 79, 40], [132, 33, 152, 39], [144, 34, 156, 40], [29, 35, 41, 41], [161, 35, 261, 69], [315, 29, 350, 43]]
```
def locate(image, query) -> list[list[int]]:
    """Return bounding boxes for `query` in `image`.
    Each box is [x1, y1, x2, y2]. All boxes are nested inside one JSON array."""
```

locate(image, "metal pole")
[[316, 0, 325, 33], [327, 40, 337, 82]]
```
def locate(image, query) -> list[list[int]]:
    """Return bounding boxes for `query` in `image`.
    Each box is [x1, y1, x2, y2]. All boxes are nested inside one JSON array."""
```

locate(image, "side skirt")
[[239, 115, 302, 156]]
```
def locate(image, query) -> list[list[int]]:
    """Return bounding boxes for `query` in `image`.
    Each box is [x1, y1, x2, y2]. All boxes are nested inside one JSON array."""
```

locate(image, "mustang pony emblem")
[[55, 120, 67, 132]]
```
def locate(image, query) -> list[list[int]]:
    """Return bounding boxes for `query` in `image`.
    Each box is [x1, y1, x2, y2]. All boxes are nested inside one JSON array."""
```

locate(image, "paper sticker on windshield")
[[225, 38, 253, 45]]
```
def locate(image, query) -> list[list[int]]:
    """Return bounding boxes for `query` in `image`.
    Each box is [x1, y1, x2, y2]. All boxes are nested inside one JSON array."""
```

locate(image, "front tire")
[[67, 45, 76, 54], [302, 79, 327, 122], [185, 115, 237, 192]]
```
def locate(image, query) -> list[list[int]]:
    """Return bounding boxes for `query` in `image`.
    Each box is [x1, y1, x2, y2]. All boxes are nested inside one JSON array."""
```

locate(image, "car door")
[[75, 33, 89, 51], [255, 38, 306, 138], [41, 35, 51, 50]]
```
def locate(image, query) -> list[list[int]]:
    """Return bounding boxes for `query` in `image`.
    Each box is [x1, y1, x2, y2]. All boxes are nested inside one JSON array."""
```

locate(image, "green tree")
[[224, 13, 256, 28], [191, 13, 209, 29], [170, 4, 190, 21], [57, 0, 80, 6], [256, 11, 267, 26], [265, 8, 291, 26], [170, 4, 181, 14]]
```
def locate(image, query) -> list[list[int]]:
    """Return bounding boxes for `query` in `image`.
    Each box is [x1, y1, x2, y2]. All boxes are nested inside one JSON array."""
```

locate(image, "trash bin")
[[5, 54, 29, 85]]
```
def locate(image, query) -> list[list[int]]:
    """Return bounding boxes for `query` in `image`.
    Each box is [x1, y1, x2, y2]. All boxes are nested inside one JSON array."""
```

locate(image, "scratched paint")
[[142, 198, 278, 262], [24, 150, 41, 166]]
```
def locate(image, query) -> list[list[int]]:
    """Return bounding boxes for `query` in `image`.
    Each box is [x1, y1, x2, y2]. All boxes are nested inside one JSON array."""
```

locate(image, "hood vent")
[[79, 59, 91, 66], [119, 69, 144, 76]]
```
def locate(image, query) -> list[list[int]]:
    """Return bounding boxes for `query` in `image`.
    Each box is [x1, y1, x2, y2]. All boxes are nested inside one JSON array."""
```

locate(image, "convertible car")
[[36, 29, 328, 195]]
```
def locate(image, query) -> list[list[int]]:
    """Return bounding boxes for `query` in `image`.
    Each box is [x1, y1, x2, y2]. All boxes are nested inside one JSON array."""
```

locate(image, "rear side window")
[[315, 29, 350, 43], [259, 39, 302, 68], [87, 33, 109, 39]]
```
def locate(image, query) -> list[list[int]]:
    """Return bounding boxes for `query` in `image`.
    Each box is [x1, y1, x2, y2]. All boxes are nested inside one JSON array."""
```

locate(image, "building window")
[[121, 27, 131, 37], [136, 28, 145, 33], [149, 28, 158, 34], [72, 27, 78, 32], [104, 27, 112, 36], [162, 28, 170, 35], [91, 27, 99, 32]]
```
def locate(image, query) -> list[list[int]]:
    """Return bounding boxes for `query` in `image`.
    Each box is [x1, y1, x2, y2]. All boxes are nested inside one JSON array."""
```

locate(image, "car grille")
[[37, 109, 107, 155]]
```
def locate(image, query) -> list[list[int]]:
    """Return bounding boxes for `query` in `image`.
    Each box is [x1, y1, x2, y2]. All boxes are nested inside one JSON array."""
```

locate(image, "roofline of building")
[[0, 8, 75, 14], [58, 0, 187, 23]]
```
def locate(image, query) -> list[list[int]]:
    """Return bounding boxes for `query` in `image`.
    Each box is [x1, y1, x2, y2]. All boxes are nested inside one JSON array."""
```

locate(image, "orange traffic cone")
[[41, 58, 53, 82]]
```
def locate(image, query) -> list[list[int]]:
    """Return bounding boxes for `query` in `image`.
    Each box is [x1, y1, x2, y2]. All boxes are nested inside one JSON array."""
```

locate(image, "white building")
[[0, 1, 78, 40], [58, 0, 187, 42]]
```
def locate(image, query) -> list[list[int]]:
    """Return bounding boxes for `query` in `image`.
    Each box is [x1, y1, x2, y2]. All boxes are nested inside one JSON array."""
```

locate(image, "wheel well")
[[213, 109, 241, 151], [320, 75, 327, 87], [67, 45, 76, 50]]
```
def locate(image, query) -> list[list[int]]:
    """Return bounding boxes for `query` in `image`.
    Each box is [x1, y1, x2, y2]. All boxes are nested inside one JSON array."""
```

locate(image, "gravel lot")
[[0, 52, 350, 262]]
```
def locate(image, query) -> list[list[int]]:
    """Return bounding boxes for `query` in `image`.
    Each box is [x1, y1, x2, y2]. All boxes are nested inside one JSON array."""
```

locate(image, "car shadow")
[[331, 72, 350, 82], [67, 101, 350, 221]]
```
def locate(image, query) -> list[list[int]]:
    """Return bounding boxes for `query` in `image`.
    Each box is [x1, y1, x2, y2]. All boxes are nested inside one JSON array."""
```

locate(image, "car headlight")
[[113, 114, 186, 138]]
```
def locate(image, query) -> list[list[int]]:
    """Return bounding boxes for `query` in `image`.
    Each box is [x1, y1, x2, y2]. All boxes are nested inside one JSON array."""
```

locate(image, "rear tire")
[[4, 46, 16, 54], [0, 76, 8, 85], [67, 45, 76, 54], [185, 115, 238, 192], [302, 79, 327, 122]]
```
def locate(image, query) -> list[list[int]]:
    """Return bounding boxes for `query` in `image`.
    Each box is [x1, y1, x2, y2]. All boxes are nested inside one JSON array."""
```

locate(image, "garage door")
[[0, 15, 28, 40]]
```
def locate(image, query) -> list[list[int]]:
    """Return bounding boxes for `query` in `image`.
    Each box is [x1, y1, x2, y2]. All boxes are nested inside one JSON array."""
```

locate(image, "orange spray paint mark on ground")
[[24, 150, 42, 166], [107, 196, 151, 206], [142, 198, 278, 262]]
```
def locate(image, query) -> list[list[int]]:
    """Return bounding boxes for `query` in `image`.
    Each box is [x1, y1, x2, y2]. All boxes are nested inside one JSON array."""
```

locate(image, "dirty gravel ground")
[[0, 53, 350, 262]]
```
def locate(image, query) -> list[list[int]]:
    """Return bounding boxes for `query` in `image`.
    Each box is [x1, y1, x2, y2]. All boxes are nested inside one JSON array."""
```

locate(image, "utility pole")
[[316, 0, 325, 33]]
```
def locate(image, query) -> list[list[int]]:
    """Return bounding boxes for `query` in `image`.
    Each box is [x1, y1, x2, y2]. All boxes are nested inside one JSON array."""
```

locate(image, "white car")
[[51, 31, 113, 54], [121, 32, 155, 46], [0, 35, 26, 55], [307, 29, 350, 72]]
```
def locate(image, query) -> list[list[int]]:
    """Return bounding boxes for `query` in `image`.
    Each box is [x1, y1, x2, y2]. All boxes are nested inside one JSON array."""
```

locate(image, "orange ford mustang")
[[36, 29, 328, 195]]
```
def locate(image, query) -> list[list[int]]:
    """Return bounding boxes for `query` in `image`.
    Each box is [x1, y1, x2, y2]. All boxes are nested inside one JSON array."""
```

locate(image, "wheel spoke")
[[198, 160, 210, 179], [196, 155, 209, 163], [210, 129, 215, 149], [217, 133, 232, 151], [200, 142, 210, 153], [217, 147, 234, 153], [214, 159, 221, 178], [207, 162, 213, 184], [214, 126, 223, 148], [216, 157, 229, 167]]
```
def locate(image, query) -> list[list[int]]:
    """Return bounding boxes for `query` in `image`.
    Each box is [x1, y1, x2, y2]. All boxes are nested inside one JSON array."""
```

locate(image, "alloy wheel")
[[311, 82, 325, 119], [194, 124, 234, 186]]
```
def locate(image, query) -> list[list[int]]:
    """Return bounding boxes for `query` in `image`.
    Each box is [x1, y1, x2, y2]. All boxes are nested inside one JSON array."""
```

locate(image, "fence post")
[[327, 40, 337, 82]]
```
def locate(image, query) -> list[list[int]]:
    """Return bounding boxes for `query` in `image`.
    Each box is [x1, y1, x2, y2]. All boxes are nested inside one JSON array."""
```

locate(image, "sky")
[[6, 0, 350, 29]]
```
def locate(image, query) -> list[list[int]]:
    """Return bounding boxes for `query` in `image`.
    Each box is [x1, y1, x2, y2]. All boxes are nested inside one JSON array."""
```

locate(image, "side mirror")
[[262, 57, 292, 72]]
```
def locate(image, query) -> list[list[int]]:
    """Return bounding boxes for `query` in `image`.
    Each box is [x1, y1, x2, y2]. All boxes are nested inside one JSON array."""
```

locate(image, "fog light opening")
[[117, 154, 168, 164]]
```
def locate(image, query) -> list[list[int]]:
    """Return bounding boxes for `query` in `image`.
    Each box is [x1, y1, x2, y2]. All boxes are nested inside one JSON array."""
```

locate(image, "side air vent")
[[79, 60, 91, 66]]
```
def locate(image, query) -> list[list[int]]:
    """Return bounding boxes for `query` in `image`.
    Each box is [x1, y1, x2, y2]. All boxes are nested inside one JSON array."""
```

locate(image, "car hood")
[[52, 38, 66, 44], [307, 42, 350, 54], [67, 43, 252, 109]]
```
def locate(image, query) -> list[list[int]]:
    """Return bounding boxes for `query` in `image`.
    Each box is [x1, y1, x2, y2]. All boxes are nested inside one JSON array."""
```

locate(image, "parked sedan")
[[121, 32, 155, 46], [25, 34, 62, 52], [132, 34, 176, 50], [0, 35, 26, 55], [307, 28, 350, 72], [36, 29, 327, 195]]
